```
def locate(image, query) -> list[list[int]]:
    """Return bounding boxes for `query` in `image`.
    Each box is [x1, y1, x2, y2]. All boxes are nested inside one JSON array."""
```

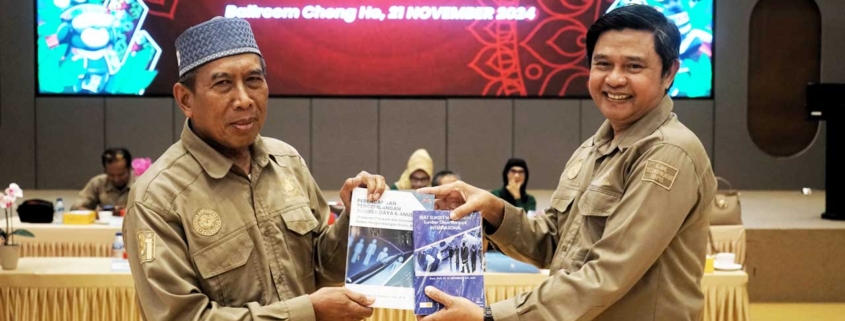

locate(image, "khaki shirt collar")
[[592, 95, 674, 154], [251, 135, 271, 168], [181, 119, 270, 179]]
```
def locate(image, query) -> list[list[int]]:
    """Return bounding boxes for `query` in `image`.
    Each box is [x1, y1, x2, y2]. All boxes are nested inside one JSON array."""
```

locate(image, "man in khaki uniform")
[[72, 148, 134, 210], [123, 17, 386, 321], [417, 5, 716, 321]]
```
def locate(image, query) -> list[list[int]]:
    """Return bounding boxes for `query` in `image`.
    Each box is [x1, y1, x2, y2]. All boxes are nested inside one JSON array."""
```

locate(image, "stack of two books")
[[343, 188, 485, 315]]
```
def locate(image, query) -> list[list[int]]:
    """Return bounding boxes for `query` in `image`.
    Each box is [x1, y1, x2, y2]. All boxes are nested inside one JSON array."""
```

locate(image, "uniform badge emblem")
[[138, 230, 156, 263], [567, 159, 584, 180], [282, 176, 299, 196], [193, 209, 222, 236]]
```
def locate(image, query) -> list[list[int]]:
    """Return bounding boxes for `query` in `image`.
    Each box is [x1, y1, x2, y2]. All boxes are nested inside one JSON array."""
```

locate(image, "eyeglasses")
[[508, 168, 525, 175], [410, 176, 430, 183]]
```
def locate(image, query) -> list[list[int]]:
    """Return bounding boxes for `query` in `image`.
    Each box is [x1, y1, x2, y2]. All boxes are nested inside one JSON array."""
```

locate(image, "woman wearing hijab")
[[390, 148, 434, 190], [490, 158, 537, 215]]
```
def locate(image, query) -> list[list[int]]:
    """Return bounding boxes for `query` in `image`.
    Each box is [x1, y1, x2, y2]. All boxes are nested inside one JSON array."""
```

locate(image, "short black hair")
[[431, 170, 460, 187], [102, 148, 132, 169], [178, 57, 267, 92], [586, 4, 681, 78]]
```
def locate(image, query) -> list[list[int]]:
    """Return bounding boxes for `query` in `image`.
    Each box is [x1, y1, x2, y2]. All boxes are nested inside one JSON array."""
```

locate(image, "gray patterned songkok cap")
[[175, 17, 262, 77]]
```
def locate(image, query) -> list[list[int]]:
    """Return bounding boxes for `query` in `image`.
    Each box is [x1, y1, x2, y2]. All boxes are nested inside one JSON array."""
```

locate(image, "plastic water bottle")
[[113, 232, 125, 259], [54, 198, 65, 224]]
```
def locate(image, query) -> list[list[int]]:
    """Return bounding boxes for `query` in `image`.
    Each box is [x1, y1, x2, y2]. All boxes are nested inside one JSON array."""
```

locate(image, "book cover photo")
[[344, 188, 435, 310], [412, 210, 485, 315]]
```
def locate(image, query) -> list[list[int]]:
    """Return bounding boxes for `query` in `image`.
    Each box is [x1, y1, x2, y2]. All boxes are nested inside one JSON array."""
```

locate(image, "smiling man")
[[123, 17, 386, 321], [416, 5, 717, 321]]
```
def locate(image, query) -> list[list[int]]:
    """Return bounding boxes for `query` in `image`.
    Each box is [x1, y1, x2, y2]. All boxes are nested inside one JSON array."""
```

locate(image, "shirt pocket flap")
[[194, 230, 254, 279], [551, 197, 576, 213], [550, 188, 578, 213], [280, 206, 319, 235], [578, 190, 621, 217]]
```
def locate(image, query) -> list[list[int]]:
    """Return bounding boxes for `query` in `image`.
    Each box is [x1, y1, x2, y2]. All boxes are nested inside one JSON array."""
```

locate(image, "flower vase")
[[0, 244, 21, 270]]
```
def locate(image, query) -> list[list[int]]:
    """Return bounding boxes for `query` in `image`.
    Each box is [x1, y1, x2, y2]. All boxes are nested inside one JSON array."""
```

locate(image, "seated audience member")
[[490, 158, 537, 215], [432, 170, 460, 187], [72, 148, 134, 210], [390, 148, 433, 190]]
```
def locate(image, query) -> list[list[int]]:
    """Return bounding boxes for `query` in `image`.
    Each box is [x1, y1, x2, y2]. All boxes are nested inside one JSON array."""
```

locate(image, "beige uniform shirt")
[[73, 173, 134, 210], [489, 96, 716, 321], [123, 121, 347, 320]]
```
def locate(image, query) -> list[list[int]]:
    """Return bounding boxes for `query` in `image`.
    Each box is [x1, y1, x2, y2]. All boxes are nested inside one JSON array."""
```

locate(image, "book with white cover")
[[344, 188, 434, 310]]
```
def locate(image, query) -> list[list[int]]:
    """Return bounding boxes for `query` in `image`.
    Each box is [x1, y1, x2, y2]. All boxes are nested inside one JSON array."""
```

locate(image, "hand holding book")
[[340, 171, 387, 209], [414, 286, 485, 321], [416, 181, 506, 229], [309, 287, 375, 321]]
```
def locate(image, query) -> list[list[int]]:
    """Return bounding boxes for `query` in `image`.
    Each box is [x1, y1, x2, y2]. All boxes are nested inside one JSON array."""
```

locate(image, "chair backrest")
[[708, 225, 747, 265]]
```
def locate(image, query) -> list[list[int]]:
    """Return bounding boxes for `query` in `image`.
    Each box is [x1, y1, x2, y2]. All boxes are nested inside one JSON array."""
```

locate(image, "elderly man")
[[417, 5, 716, 321], [123, 17, 385, 321], [72, 147, 134, 210]]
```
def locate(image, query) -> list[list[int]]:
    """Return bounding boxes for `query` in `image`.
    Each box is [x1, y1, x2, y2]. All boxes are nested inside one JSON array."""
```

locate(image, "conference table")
[[0, 258, 749, 321], [0, 217, 121, 258], [0, 258, 138, 321]]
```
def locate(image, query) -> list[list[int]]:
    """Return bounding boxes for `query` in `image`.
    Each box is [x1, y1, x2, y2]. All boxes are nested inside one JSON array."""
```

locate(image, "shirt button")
[[263, 230, 270, 236], [276, 276, 283, 283]]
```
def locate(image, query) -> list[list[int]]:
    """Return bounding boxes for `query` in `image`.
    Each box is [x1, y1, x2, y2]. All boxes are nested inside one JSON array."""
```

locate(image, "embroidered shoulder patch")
[[642, 159, 679, 190], [138, 230, 156, 264]]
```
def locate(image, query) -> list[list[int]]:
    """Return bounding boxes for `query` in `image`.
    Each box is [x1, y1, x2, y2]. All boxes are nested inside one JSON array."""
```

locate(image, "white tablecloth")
[[1, 217, 120, 257]]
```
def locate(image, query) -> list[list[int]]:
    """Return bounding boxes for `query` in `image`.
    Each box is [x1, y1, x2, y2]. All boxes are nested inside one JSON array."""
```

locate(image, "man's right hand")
[[339, 171, 386, 210], [310, 287, 375, 321], [417, 181, 506, 229]]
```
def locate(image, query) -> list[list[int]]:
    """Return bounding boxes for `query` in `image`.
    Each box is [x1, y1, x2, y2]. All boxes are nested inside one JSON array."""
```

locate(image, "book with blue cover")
[[412, 210, 485, 315], [344, 188, 435, 310]]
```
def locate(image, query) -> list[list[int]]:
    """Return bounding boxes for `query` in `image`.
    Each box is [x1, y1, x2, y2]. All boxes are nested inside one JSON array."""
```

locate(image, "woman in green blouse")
[[490, 158, 536, 215]]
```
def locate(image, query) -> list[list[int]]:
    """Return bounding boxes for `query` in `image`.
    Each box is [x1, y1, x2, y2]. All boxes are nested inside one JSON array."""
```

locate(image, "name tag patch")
[[642, 159, 678, 190]]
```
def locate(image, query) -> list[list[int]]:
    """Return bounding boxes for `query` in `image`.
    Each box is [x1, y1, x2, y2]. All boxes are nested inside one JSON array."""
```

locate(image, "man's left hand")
[[340, 171, 386, 209], [416, 286, 484, 321]]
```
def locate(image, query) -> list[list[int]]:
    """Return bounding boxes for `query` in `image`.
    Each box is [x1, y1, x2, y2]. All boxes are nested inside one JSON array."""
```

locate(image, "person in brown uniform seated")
[[417, 5, 717, 321], [123, 17, 386, 321], [72, 148, 134, 211]]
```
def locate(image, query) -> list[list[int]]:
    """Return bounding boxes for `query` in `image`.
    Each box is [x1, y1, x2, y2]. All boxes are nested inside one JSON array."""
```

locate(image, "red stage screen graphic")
[[139, 0, 613, 97], [37, 0, 713, 97]]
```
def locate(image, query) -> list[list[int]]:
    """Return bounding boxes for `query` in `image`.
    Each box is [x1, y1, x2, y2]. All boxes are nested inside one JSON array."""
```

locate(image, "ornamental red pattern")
[[469, 0, 613, 96], [145, 0, 180, 20]]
